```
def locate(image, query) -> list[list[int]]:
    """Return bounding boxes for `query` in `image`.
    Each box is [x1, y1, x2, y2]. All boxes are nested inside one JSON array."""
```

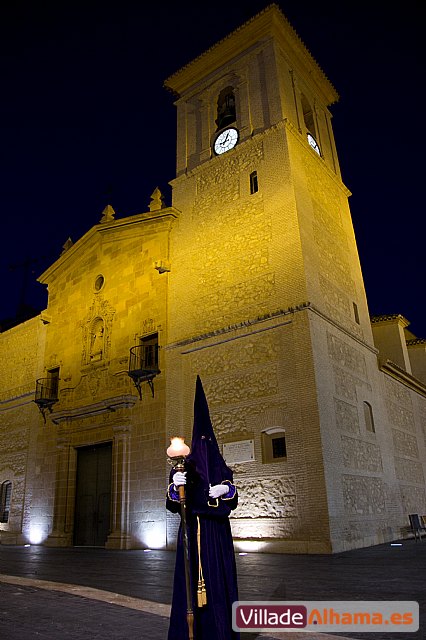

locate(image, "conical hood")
[[186, 376, 232, 487]]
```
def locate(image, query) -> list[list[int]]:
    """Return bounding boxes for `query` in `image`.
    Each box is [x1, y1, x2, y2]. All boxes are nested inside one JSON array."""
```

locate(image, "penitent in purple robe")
[[166, 376, 240, 640]]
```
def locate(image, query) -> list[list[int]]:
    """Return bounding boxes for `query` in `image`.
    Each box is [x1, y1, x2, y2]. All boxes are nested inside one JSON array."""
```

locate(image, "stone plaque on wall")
[[223, 439, 255, 464]]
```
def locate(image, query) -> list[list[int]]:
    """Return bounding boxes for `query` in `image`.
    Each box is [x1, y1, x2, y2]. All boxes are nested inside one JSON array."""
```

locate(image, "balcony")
[[128, 343, 160, 399], [34, 377, 59, 422]]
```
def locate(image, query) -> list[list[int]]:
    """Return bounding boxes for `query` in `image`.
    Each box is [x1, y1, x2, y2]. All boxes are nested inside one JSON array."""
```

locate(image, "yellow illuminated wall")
[[1, 5, 426, 553]]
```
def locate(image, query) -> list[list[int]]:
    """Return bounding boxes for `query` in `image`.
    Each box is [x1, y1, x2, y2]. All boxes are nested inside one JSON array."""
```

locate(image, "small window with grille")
[[272, 436, 287, 459], [0, 481, 12, 523], [353, 302, 360, 324], [250, 171, 259, 194], [262, 427, 287, 463]]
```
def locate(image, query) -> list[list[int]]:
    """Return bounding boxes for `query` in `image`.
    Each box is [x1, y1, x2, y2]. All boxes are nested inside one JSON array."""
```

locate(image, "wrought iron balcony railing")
[[128, 344, 160, 399], [34, 377, 59, 422]]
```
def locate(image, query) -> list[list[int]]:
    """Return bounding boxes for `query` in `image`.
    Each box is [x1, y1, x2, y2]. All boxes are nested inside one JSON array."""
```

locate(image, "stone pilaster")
[[45, 438, 73, 547], [106, 425, 132, 549]]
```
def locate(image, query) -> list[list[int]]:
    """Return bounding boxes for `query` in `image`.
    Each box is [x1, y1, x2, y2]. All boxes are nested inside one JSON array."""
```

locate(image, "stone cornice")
[[166, 303, 305, 351], [370, 314, 410, 327], [307, 304, 378, 355], [407, 338, 426, 346], [164, 4, 338, 105], [0, 314, 43, 336], [379, 359, 426, 397], [50, 394, 137, 425], [166, 301, 376, 356], [0, 390, 35, 410]]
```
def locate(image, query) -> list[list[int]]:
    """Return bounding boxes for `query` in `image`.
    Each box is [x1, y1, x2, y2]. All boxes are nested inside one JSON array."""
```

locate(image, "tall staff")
[[167, 437, 194, 640]]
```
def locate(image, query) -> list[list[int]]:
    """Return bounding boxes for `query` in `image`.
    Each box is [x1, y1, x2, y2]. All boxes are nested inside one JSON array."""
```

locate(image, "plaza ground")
[[0, 536, 424, 639]]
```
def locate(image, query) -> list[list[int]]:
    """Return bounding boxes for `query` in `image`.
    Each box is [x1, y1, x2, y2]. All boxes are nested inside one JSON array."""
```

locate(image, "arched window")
[[363, 401, 375, 433], [0, 481, 12, 523], [216, 86, 236, 130]]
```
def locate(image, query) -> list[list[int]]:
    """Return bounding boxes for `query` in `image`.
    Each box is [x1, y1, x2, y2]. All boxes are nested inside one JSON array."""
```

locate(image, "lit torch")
[[167, 437, 193, 640]]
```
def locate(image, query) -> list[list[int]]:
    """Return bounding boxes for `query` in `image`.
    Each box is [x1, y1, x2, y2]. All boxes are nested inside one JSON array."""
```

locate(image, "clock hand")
[[222, 132, 230, 145]]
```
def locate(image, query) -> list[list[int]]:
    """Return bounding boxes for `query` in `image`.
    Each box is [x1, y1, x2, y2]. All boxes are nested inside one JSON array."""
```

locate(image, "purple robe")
[[166, 463, 240, 640]]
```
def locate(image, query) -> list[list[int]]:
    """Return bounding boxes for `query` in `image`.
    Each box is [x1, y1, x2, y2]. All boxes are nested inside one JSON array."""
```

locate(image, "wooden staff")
[[175, 459, 194, 640], [167, 437, 193, 640]]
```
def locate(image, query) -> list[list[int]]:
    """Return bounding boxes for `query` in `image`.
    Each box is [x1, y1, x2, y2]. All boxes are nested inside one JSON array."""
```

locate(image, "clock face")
[[214, 127, 239, 155], [307, 133, 321, 155]]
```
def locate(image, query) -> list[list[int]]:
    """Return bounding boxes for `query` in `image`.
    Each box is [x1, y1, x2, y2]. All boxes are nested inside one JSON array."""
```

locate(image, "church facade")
[[1, 5, 426, 554]]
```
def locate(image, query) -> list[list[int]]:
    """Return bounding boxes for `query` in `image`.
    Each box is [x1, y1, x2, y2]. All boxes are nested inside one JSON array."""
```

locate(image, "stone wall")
[[0, 316, 45, 543]]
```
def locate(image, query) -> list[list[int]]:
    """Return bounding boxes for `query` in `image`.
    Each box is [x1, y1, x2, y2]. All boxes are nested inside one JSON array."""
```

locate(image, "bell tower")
[[165, 4, 372, 347], [164, 5, 385, 553]]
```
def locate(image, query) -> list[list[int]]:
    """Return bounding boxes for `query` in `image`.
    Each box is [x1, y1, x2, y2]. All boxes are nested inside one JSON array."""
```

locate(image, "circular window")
[[94, 275, 105, 292]]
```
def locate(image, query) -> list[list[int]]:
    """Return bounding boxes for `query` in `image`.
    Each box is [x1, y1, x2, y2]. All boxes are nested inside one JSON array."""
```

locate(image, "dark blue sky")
[[1, 1, 424, 336]]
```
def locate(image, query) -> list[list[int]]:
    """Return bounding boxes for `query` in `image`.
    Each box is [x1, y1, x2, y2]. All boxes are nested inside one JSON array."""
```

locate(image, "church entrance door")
[[74, 442, 112, 546]]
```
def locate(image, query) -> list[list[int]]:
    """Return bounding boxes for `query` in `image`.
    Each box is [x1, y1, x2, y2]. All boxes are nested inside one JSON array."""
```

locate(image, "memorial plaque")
[[222, 439, 255, 464]]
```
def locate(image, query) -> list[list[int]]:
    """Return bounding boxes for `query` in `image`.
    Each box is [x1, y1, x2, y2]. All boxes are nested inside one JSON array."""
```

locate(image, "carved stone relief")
[[64, 365, 111, 404], [204, 365, 279, 406], [190, 333, 280, 377], [341, 436, 383, 473], [89, 318, 104, 362], [232, 475, 297, 519], [211, 399, 286, 439], [399, 485, 426, 514], [334, 398, 360, 434], [343, 475, 386, 515], [385, 377, 412, 406], [313, 221, 354, 295], [392, 429, 419, 458], [333, 365, 371, 403], [387, 401, 415, 432], [81, 295, 116, 366], [141, 318, 156, 336], [394, 457, 424, 484], [319, 275, 351, 317], [319, 275, 362, 338], [327, 333, 367, 377]]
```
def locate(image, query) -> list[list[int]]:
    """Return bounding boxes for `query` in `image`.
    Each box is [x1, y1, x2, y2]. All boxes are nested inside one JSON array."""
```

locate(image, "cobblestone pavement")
[[0, 537, 424, 639]]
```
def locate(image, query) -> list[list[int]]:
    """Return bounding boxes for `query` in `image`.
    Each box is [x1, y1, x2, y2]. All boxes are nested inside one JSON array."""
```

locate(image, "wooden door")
[[74, 442, 112, 546]]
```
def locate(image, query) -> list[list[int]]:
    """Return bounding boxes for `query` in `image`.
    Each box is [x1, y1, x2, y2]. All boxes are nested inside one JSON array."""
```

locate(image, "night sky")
[[0, 2, 423, 336]]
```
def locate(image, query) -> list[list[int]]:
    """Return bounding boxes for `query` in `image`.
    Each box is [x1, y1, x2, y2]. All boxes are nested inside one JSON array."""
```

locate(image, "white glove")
[[173, 471, 187, 488], [208, 483, 229, 499]]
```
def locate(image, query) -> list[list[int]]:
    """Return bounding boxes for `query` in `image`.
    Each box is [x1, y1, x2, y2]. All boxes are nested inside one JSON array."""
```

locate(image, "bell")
[[216, 93, 236, 130], [216, 108, 235, 129]]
